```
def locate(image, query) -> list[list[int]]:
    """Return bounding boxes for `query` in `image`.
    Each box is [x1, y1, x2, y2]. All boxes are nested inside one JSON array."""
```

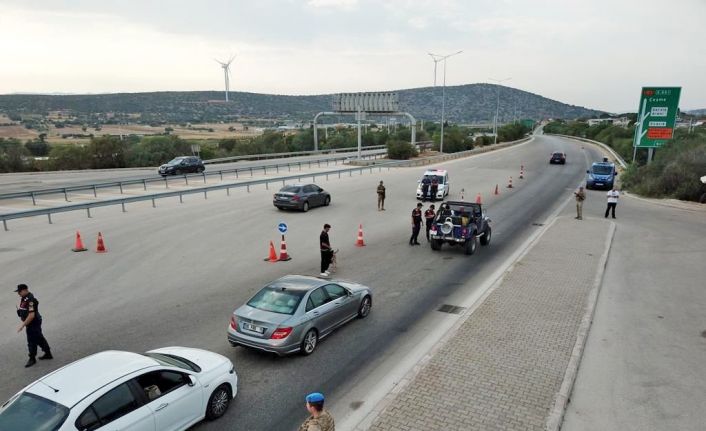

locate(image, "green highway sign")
[[633, 87, 681, 148]]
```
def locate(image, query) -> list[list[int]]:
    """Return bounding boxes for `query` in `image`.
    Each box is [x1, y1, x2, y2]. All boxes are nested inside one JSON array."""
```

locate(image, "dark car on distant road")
[[549, 152, 566, 164], [273, 184, 331, 212], [158, 156, 205, 176]]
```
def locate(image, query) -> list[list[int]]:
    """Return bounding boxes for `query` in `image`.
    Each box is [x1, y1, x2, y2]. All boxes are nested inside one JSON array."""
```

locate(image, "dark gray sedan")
[[273, 184, 331, 211], [227, 275, 372, 356]]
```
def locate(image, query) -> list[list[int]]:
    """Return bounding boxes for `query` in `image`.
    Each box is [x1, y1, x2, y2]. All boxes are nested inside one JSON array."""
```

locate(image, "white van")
[[416, 169, 449, 200]]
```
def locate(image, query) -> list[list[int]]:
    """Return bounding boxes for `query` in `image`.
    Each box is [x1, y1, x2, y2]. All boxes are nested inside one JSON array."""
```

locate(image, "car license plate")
[[243, 323, 264, 333]]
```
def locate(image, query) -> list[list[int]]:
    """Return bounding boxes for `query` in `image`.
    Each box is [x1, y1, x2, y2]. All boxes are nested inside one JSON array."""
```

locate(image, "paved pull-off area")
[[365, 215, 615, 431]]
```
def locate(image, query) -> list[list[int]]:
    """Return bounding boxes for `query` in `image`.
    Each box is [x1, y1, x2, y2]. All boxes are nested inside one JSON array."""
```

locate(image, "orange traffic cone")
[[72, 231, 87, 252], [475, 193, 482, 204], [507, 176, 513, 188], [278, 235, 291, 261], [96, 232, 107, 253], [355, 224, 366, 247], [460, 188, 465, 200], [494, 184, 500, 195], [520, 164, 525, 179], [264, 241, 278, 262]]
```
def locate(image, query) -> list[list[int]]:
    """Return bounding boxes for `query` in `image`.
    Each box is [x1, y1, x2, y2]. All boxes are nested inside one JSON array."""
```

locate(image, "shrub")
[[387, 139, 418, 160]]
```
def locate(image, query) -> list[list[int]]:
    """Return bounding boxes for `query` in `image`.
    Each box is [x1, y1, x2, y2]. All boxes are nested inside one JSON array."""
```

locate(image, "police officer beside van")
[[15, 284, 52, 368]]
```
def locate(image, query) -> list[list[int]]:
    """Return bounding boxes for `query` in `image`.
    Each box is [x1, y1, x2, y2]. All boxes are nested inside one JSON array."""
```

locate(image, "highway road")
[[0, 134, 598, 430], [0, 149, 385, 195]]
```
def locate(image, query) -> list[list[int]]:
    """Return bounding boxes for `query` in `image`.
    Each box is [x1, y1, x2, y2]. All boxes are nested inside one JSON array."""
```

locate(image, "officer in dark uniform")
[[15, 284, 52, 368], [410, 203, 423, 245], [430, 176, 439, 202], [420, 176, 431, 201], [424, 204, 436, 241]]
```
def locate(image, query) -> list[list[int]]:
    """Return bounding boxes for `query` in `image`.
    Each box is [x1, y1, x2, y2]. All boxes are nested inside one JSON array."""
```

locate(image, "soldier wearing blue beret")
[[299, 392, 335, 431]]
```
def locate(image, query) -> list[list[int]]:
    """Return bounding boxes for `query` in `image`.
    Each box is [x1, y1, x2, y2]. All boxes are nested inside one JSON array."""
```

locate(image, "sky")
[[0, 0, 704, 113]]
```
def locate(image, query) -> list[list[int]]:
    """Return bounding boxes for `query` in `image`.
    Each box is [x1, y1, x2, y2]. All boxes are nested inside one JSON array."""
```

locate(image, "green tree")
[[49, 144, 91, 170], [25, 140, 50, 156], [89, 136, 128, 168]]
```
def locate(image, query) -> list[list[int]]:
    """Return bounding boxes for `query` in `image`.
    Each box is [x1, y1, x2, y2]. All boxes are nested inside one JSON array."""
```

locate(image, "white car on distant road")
[[416, 169, 450, 200], [0, 347, 237, 431]]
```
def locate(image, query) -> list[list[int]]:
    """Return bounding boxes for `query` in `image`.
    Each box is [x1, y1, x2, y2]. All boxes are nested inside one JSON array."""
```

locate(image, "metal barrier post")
[[185, 175, 189, 185], [121, 202, 126, 212], [226, 187, 230, 196], [47, 213, 52, 224], [299, 162, 302, 171], [179, 194, 183, 203], [236, 170, 239, 179], [93, 185, 98, 197], [164, 177, 169, 189], [143, 179, 147, 191], [152, 198, 156, 208], [219, 171, 223, 181], [338, 172, 341, 179], [264, 166, 267, 175], [203, 173, 207, 184], [204, 190, 208, 199], [119, 182, 124, 194], [64, 189, 69, 202], [326, 174, 329, 181], [250, 167, 253, 177], [276, 165, 279, 174], [31, 192, 36, 206], [3, 220, 8, 231], [266, 182, 269, 190], [87, 208, 91, 218], [247, 185, 250, 193]]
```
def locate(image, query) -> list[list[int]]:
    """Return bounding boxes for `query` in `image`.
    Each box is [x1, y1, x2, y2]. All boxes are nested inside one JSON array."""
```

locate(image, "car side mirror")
[[187, 375, 196, 387], [614, 171, 618, 175], [586, 170, 590, 174]]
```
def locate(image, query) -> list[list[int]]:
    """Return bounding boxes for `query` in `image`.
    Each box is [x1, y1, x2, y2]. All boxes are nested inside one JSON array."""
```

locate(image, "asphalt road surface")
[[0, 135, 599, 430], [0, 149, 385, 195]]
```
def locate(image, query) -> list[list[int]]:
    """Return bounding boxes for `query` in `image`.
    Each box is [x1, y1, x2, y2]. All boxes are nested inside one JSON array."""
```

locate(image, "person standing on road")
[[377, 180, 386, 211], [298, 392, 335, 431], [424, 204, 436, 241], [410, 203, 423, 245], [430, 176, 439, 202], [320, 224, 333, 277], [574, 186, 586, 220], [420, 176, 431, 201], [15, 284, 52, 368], [605, 187, 619, 219]]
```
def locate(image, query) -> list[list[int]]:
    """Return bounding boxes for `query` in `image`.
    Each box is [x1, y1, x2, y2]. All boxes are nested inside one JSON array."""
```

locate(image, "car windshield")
[[0, 392, 69, 431], [593, 165, 613, 175], [142, 352, 202, 372], [167, 158, 186, 165], [247, 286, 305, 315], [552, 153, 563, 157], [280, 186, 301, 193]]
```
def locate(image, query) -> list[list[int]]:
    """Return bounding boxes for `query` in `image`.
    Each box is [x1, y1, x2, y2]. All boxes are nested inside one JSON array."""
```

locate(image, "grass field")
[[0, 115, 263, 143]]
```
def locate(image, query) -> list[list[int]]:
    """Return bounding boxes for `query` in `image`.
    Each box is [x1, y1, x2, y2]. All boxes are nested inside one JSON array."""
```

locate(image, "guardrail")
[[0, 138, 525, 231], [0, 151, 386, 204], [547, 134, 628, 169], [203, 144, 387, 164]]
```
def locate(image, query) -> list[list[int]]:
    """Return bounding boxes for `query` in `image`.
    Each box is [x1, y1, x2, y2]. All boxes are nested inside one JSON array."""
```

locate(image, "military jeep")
[[429, 201, 491, 255]]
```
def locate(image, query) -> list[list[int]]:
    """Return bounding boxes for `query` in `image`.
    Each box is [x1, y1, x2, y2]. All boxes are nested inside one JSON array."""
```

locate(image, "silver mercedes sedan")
[[227, 275, 372, 356]]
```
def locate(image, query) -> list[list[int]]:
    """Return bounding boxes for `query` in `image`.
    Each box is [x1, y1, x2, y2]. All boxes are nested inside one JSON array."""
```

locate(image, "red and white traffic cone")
[[494, 184, 500, 195], [95, 232, 107, 253], [475, 193, 482, 204], [520, 164, 525, 179], [507, 176, 513, 188], [278, 235, 291, 261], [355, 224, 366, 247]]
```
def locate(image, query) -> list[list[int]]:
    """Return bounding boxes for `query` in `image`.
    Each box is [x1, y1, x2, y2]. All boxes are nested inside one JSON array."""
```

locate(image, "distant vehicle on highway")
[[158, 156, 205, 176], [227, 275, 372, 356], [416, 169, 450, 200], [549, 151, 567, 164], [430, 201, 492, 255], [273, 184, 331, 212], [0, 347, 237, 431], [585, 158, 617, 190]]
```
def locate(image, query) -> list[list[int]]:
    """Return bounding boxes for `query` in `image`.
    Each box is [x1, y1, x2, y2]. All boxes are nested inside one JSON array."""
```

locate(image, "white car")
[[416, 169, 450, 200], [0, 347, 237, 431]]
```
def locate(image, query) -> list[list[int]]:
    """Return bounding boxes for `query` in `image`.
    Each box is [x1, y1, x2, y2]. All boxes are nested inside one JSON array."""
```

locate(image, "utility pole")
[[429, 51, 463, 153], [489, 77, 512, 145]]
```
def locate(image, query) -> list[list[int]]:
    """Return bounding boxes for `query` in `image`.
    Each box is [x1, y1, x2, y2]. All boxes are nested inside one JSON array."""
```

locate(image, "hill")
[[0, 84, 602, 125]]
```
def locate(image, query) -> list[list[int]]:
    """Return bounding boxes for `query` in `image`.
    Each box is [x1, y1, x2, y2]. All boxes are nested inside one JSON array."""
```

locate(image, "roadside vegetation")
[[544, 120, 706, 202], [0, 121, 533, 171]]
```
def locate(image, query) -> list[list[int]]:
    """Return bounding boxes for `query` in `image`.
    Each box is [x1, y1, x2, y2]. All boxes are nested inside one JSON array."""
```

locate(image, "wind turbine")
[[215, 55, 236, 102]]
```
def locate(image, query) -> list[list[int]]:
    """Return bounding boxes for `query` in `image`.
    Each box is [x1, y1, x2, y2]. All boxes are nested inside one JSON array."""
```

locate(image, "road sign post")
[[633, 87, 681, 163], [278, 222, 288, 234]]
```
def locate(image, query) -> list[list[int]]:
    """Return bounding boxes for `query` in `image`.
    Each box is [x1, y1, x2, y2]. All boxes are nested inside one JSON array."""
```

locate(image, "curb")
[[545, 220, 616, 431]]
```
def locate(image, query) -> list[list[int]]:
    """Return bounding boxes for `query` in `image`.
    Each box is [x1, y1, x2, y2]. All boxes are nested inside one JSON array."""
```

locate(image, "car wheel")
[[300, 329, 318, 355], [464, 236, 478, 255], [198, 167, 205, 173], [302, 201, 310, 212], [324, 196, 331, 206], [357, 296, 372, 318], [430, 238, 442, 250], [480, 226, 491, 246], [205, 384, 231, 420]]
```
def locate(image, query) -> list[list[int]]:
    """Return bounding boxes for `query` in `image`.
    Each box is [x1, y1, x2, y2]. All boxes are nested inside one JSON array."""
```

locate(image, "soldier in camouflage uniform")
[[299, 392, 335, 431]]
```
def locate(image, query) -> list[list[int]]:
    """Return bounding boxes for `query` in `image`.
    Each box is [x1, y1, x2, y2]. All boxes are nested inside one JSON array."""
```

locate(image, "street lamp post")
[[429, 51, 462, 153], [489, 77, 511, 145]]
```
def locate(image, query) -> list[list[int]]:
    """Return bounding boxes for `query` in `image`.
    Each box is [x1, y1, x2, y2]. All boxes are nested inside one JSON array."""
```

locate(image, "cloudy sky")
[[1, 0, 704, 112]]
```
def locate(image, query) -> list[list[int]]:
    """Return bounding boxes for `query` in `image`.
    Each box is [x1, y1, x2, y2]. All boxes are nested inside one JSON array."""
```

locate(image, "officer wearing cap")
[[15, 284, 52, 368], [424, 204, 436, 241], [299, 392, 335, 431]]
